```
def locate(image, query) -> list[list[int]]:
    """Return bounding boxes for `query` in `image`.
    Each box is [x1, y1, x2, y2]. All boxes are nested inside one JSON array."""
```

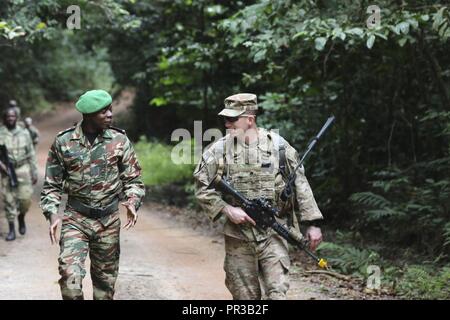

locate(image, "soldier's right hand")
[[49, 214, 61, 245], [222, 205, 256, 226]]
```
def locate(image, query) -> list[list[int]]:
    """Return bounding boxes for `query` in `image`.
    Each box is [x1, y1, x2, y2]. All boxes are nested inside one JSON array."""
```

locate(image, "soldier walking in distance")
[[0, 108, 37, 241]]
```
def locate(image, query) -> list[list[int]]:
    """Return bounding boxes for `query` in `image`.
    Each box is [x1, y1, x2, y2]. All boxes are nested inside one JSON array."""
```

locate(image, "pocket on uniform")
[[279, 256, 291, 273]]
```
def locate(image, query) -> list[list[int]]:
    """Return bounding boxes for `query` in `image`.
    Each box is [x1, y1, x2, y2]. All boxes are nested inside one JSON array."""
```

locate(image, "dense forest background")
[[1, 0, 449, 298]]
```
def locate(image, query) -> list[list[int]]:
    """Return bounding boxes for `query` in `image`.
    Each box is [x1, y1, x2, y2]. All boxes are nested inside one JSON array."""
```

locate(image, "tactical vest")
[[217, 130, 289, 206]]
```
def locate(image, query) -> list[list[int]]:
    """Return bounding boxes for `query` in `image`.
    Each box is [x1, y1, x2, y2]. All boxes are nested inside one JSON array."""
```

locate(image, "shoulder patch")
[[109, 126, 126, 134], [57, 126, 76, 137]]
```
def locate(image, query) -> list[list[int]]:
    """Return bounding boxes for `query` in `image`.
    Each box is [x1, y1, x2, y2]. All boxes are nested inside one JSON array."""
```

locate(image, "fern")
[[444, 222, 450, 247], [365, 208, 406, 221], [317, 241, 380, 276], [349, 192, 391, 209]]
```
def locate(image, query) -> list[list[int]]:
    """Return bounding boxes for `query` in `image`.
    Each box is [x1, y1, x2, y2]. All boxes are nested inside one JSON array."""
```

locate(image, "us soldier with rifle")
[[193, 93, 332, 300]]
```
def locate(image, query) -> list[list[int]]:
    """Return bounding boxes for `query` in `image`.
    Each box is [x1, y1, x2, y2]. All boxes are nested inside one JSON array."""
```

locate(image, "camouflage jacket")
[[0, 125, 37, 181], [40, 121, 145, 220], [26, 125, 40, 146], [193, 127, 323, 241]]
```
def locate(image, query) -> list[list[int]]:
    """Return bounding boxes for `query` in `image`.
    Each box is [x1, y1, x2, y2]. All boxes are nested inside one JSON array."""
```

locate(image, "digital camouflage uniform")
[[193, 93, 323, 300], [40, 120, 145, 300], [0, 125, 37, 223]]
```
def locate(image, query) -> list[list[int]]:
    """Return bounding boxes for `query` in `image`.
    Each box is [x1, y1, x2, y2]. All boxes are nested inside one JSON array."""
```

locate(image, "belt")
[[67, 197, 119, 219]]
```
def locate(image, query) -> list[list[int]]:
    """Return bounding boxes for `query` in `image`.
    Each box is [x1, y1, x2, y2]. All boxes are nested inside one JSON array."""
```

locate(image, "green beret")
[[75, 90, 112, 114]]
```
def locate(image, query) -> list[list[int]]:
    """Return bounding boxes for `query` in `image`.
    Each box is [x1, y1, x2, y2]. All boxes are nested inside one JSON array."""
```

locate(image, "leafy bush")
[[134, 137, 195, 187], [317, 240, 380, 277], [397, 265, 450, 299]]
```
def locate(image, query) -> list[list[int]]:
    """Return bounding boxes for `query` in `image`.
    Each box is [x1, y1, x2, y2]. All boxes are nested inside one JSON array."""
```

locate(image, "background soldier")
[[0, 108, 38, 241], [40, 89, 145, 300], [24, 117, 40, 147], [193, 93, 324, 300], [8, 100, 25, 128]]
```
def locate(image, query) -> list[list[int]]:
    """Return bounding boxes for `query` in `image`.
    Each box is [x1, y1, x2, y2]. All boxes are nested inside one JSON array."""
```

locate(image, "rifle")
[[209, 175, 329, 269], [280, 116, 335, 202], [0, 144, 18, 188]]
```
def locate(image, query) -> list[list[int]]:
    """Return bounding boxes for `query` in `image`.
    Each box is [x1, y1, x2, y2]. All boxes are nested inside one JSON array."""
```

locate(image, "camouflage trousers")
[[224, 234, 290, 300], [0, 166, 33, 222], [58, 209, 121, 300]]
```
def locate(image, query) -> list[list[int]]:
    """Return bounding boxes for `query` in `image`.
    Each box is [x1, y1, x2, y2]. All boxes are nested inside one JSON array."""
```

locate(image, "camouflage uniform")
[[193, 94, 323, 300], [40, 121, 145, 300], [0, 125, 37, 223], [26, 124, 40, 147]]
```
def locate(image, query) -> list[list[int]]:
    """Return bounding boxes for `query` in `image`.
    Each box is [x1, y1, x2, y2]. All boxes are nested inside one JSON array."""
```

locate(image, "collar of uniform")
[[2, 126, 20, 136], [70, 121, 87, 146], [70, 121, 112, 146], [102, 127, 113, 139]]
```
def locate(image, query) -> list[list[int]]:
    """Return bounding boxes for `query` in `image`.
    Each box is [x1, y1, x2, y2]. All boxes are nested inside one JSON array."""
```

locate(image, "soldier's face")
[[89, 105, 113, 130], [4, 110, 17, 128], [224, 115, 254, 137]]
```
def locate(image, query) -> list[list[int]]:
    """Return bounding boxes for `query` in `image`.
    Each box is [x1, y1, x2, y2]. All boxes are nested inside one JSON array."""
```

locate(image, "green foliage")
[[318, 241, 379, 276], [349, 161, 450, 255], [317, 231, 380, 277], [397, 265, 450, 299], [444, 222, 450, 247], [318, 237, 450, 299], [134, 137, 195, 186], [0, 0, 134, 110], [40, 33, 114, 100]]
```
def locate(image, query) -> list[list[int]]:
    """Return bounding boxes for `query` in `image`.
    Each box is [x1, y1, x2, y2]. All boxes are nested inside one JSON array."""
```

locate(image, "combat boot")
[[5, 222, 16, 241], [18, 213, 26, 235]]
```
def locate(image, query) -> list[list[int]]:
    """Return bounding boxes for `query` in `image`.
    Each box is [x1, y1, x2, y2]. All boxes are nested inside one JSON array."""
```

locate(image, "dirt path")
[[0, 91, 350, 300]]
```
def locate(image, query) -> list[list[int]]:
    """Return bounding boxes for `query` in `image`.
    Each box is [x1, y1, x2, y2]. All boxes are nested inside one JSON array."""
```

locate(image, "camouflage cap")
[[218, 93, 258, 117], [75, 89, 112, 114]]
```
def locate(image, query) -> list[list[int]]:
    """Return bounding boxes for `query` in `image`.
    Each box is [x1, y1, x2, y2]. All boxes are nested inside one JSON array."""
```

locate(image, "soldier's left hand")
[[32, 176, 38, 185], [306, 226, 322, 251], [122, 202, 138, 230]]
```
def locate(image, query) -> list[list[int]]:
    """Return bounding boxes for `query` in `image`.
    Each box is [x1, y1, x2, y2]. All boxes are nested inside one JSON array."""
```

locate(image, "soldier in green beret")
[[194, 93, 324, 300], [40, 89, 145, 300]]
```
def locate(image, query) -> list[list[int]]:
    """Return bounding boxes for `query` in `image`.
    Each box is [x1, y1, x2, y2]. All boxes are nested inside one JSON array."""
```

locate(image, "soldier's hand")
[[32, 176, 38, 185], [222, 205, 256, 226], [122, 202, 137, 230], [306, 226, 322, 251], [49, 214, 61, 245]]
